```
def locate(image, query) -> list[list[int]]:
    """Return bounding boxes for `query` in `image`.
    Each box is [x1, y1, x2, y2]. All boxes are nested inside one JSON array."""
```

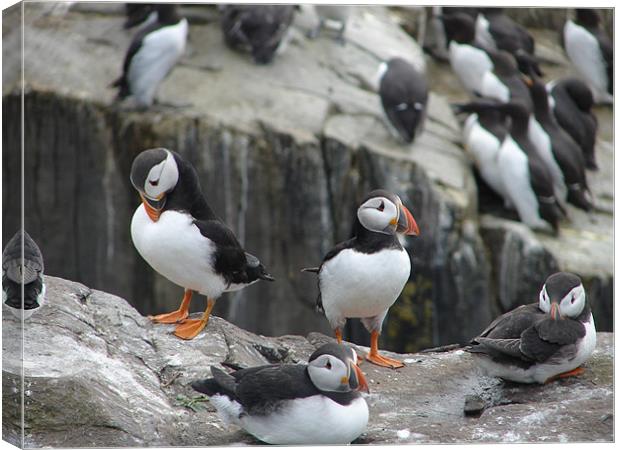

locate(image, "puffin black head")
[[439, 12, 476, 45], [357, 189, 419, 236], [307, 343, 369, 393], [130, 148, 179, 222], [155, 4, 181, 25], [538, 272, 585, 320], [2, 230, 44, 284]]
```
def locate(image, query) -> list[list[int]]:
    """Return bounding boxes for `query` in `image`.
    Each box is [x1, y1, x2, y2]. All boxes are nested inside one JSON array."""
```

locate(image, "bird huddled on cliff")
[[2, 230, 46, 319], [111, 4, 188, 109], [129, 148, 274, 339], [302, 190, 419, 368], [192, 343, 369, 444], [468, 272, 596, 384]]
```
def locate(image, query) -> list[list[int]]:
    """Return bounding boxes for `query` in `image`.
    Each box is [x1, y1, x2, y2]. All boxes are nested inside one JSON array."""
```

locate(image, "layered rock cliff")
[[2, 4, 613, 354]]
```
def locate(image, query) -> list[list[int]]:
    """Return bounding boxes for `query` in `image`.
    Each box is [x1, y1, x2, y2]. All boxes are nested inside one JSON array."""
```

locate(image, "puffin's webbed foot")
[[365, 351, 404, 369], [545, 366, 585, 383], [149, 289, 192, 324]]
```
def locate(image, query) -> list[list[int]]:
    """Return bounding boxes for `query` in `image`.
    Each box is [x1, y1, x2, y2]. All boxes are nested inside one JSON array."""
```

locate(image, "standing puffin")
[[112, 4, 188, 109], [219, 5, 295, 64], [2, 230, 46, 319], [548, 77, 599, 170], [468, 272, 596, 384], [378, 58, 429, 144], [192, 343, 369, 444], [528, 76, 593, 211], [303, 190, 419, 369], [129, 148, 274, 340], [563, 9, 613, 104]]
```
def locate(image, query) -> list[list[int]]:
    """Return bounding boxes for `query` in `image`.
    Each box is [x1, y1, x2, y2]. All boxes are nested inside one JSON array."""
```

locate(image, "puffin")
[[309, 5, 352, 43], [563, 9, 613, 104], [528, 75, 593, 211], [453, 101, 512, 208], [112, 4, 188, 109], [129, 148, 274, 340], [468, 272, 596, 384], [192, 343, 369, 445], [378, 58, 429, 144], [2, 230, 46, 319], [302, 190, 419, 368], [547, 77, 599, 170], [474, 7, 542, 76], [219, 5, 295, 64], [123, 3, 157, 30]]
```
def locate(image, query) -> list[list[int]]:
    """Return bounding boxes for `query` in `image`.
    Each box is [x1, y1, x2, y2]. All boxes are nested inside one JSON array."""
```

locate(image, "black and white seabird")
[[123, 3, 157, 30], [129, 148, 274, 340], [2, 230, 46, 319], [219, 5, 295, 64], [479, 50, 533, 111], [474, 8, 542, 76], [309, 5, 352, 44], [528, 76, 593, 211], [378, 58, 429, 144], [302, 190, 419, 369], [468, 272, 596, 384], [192, 343, 369, 444], [563, 9, 613, 104], [453, 101, 512, 208], [112, 4, 188, 109], [547, 77, 599, 170]]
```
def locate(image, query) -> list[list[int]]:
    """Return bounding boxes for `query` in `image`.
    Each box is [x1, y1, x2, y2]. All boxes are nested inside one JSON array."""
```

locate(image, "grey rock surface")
[[2, 277, 613, 446], [2, 3, 613, 353]]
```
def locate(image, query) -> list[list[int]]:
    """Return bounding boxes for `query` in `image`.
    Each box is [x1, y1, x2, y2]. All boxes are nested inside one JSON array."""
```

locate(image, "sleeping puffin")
[[563, 9, 613, 104], [528, 75, 593, 211], [219, 5, 295, 64], [2, 230, 46, 319], [468, 272, 596, 384], [129, 148, 274, 340], [192, 343, 369, 444], [112, 4, 188, 109], [547, 77, 599, 170], [378, 58, 429, 144], [302, 190, 419, 369]]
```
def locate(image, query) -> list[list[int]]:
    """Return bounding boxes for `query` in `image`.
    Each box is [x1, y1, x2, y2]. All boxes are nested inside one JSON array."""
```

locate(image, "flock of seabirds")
[[2, 3, 611, 445]]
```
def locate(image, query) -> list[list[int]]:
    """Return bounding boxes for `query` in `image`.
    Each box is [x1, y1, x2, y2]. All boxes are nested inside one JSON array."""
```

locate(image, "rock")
[[1, 3, 612, 354], [464, 394, 486, 416], [1, 277, 613, 446]]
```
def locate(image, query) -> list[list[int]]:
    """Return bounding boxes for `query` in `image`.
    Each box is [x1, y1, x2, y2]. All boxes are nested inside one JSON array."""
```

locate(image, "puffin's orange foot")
[[173, 318, 209, 340], [545, 367, 585, 383], [149, 309, 190, 324], [366, 352, 405, 369]]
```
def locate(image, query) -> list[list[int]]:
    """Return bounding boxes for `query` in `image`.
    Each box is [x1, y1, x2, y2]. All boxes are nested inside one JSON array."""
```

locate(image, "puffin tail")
[[301, 267, 320, 274], [245, 252, 275, 282]]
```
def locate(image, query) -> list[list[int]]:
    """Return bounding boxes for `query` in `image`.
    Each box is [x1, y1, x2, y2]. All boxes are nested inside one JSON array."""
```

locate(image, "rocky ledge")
[[2, 277, 613, 447]]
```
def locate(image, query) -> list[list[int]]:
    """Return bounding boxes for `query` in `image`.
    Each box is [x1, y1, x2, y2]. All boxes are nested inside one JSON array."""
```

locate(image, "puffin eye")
[[149, 179, 159, 186], [325, 360, 332, 370], [570, 296, 576, 304], [377, 201, 384, 212]]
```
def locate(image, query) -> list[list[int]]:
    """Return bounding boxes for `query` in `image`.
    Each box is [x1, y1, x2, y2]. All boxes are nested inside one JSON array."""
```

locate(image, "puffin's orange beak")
[[140, 193, 164, 222], [397, 204, 420, 236], [550, 302, 561, 320]]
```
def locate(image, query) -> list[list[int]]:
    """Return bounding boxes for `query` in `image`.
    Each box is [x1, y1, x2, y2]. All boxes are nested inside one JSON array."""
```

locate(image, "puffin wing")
[[474, 303, 543, 339], [193, 219, 248, 281]]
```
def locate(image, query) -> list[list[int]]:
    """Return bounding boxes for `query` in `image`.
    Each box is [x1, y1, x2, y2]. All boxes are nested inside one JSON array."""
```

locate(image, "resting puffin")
[[378, 58, 429, 144], [219, 5, 295, 64], [528, 75, 593, 211], [2, 230, 46, 319], [112, 4, 188, 109], [192, 343, 369, 444], [468, 272, 596, 384], [129, 148, 274, 340], [547, 77, 599, 170], [303, 190, 419, 369], [563, 9, 613, 104]]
